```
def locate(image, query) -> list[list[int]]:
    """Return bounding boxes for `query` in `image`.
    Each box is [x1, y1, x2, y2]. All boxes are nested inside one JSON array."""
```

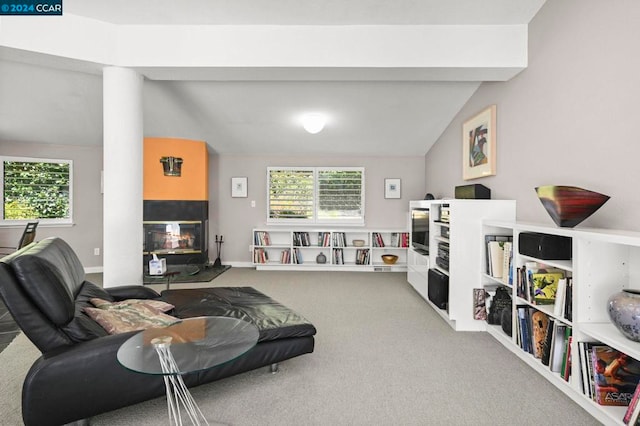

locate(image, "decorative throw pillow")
[[83, 304, 179, 335], [83, 300, 180, 335], [89, 297, 174, 313]]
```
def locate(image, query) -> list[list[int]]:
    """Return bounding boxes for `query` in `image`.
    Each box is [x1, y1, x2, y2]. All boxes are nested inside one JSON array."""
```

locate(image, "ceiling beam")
[[1, 14, 527, 81]]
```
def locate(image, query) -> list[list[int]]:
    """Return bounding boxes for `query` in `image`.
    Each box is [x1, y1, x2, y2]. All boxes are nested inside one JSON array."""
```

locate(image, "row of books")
[[372, 232, 387, 247], [255, 248, 301, 264], [485, 235, 513, 284], [516, 307, 572, 380], [390, 232, 410, 248], [257, 247, 373, 265], [318, 232, 331, 247], [293, 232, 311, 247], [516, 261, 572, 319], [355, 248, 370, 265], [254, 231, 272, 246], [332, 232, 347, 247], [253, 248, 269, 263], [579, 343, 640, 409]]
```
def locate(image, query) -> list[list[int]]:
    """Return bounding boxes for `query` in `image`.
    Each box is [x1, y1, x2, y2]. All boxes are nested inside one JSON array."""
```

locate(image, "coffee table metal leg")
[[153, 337, 209, 426]]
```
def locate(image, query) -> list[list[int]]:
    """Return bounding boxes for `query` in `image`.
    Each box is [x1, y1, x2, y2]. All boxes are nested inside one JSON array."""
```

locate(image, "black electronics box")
[[454, 184, 491, 199], [518, 232, 572, 260], [428, 268, 449, 310]]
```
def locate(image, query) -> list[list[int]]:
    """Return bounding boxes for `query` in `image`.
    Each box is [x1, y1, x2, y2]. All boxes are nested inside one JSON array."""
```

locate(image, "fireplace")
[[143, 200, 208, 265]]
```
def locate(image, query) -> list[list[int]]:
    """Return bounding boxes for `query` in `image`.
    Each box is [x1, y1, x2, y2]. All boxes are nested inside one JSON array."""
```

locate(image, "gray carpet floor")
[[0, 269, 600, 425]]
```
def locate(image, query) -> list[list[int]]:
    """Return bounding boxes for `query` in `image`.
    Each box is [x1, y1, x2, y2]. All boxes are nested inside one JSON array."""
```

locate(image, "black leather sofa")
[[0, 237, 316, 426]]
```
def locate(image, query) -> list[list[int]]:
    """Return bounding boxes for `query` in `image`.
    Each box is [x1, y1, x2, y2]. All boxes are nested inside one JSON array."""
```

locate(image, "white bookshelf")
[[406, 199, 516, 331], [481, 220, 640, 426], [252, 228, 409, 272]]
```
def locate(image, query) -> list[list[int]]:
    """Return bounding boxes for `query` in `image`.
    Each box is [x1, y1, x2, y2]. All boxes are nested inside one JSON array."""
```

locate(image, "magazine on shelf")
[[531, 270, 564, 305], [591, 346, 640, 406]]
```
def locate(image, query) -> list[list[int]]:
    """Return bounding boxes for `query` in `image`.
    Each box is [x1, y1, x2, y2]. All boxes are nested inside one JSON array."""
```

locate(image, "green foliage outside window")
[[268, 167, 364, 223], [3, 160, 71, 220]]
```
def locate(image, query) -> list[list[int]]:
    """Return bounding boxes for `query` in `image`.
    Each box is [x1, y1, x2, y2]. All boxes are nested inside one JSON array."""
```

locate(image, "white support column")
[[103, 66, 143, 288]]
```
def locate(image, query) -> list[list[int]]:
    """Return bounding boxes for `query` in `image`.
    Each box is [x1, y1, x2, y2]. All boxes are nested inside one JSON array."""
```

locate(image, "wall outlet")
[[251, 200, 256, 207], [94, 248, 100, 256]]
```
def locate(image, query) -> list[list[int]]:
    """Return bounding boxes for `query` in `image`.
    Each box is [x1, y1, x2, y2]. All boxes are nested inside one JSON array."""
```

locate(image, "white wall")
[[425, 0, 640, 231], [0, 141, 423, 267], [212, 154, 426, 264], [0, 141, 104, 267]]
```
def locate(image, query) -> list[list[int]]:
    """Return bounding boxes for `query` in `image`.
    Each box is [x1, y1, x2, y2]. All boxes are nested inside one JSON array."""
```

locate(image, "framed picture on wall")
[[385, 178, 401, 199], [231, 177, 248, 198], [462, 105, 496, 180]]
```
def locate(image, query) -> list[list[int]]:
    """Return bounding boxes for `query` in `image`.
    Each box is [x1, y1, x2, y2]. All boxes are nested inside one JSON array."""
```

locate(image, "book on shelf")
[[624, 380, 640, 424], [591, 345, 640, 406], [562, 334, 573, 381], [318, 232, 331, 247], [332, 232, 346, 247], [519, 262, 565, 305], [553, 277, 567, 317], [531, 310, 549, 359], [293, 232, 311, 247], [579, 341, 599, 399], [333, 248, 344, 265], [517, 306, 532, 354], [372, 232, 385, 247], [564, 277, 573, 321], [501, 241, 513, 285], [531, 271, 564, 305], [355, 248, 370, 265], [487, 240, 505, 278], [549, 323, 568, 373], [253, 248, 268, 263], [254, 231, 271, 246], [292, 248, 303, 264], [280, 249, 291, 264], [389, 232, 410, 248], [484, 235, 512, 277], [540, 317, 555, 366]]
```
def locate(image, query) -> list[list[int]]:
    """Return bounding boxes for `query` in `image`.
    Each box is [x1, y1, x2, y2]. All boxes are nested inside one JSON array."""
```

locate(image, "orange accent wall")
[[143, 137, 209, 201]]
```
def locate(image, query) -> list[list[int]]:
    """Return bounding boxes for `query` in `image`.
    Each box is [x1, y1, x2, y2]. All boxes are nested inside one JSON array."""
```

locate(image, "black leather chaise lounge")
[[0, 237, 316, 426]]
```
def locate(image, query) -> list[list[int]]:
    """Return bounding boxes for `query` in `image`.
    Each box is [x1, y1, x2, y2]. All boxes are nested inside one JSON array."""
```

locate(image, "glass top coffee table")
[[118, 316, 259, 426]]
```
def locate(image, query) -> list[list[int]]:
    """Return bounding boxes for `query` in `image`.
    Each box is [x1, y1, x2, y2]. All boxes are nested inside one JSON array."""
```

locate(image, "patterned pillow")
[[89, 297, 174, 313], [83, 302, 180, 335]]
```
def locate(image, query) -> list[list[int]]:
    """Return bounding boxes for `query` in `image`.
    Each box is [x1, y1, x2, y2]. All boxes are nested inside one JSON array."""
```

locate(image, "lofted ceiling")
[[0, 0, 546, 156]]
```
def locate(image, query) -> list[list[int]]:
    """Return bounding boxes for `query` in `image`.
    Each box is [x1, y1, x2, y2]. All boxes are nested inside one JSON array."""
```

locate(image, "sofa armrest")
[[106, 285, 160, 301], [23, 333, 166, 426]]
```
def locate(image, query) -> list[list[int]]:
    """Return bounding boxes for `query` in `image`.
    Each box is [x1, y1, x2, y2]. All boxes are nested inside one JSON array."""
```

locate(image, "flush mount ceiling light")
[[301, 113, 326, 134]]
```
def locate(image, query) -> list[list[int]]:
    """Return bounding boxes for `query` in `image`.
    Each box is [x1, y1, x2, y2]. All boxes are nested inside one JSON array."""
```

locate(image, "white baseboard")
[[222, 261, 254, 268], [84, 266, 103, 274]]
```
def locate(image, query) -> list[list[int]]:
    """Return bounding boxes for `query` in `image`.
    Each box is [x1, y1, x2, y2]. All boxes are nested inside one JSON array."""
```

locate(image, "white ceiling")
[[0, 1, 546, 156]]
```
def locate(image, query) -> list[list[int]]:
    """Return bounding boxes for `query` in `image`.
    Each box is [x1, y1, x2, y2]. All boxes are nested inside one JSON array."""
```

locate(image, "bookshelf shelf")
[[481, 220, 640, 426], [252, 228, 409, 271]]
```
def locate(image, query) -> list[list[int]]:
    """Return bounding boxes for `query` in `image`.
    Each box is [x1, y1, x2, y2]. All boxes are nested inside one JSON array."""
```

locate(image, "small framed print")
[[385, 178, 401, 199], [231, 177, 248, 198]]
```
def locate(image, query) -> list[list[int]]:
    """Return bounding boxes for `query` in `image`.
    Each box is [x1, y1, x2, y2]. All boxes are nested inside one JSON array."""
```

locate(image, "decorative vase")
[[316, 252, 326, 264], [607, 289, 640, 342], [535, 185, 610, 228]]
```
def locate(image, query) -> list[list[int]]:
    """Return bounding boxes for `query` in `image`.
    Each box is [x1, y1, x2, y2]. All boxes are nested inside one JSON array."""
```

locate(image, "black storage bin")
[[428, 268, 449, 310]]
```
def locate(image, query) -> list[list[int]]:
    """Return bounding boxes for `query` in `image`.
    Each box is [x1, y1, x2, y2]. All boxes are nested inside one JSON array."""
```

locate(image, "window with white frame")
[[1, 156, 72, 224], [267, 167, 364, 224]]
